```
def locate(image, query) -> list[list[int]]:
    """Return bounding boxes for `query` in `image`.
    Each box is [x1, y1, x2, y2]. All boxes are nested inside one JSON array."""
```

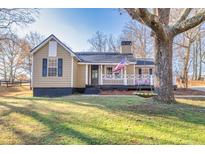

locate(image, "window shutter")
[[58, 58, 63, 77], [42, 58, 47, 77]]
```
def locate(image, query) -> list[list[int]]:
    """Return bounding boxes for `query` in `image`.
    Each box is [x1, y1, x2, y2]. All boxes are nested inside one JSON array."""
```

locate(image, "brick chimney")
[[120, 41, 132, 54]]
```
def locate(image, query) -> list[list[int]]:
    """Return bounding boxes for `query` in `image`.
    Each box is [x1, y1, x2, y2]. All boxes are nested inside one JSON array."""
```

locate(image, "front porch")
[[84, 64, 154, 87]]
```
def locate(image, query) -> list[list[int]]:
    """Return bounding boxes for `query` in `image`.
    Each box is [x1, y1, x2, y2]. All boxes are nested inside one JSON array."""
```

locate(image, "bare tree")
[[174, 27, 200, 88], [107, 34, 119, 52], [25, 31, 44, 49], [25, 32, 44, 89], [0, 9, 39, 40], [121, 21, 153, 58], [0, 9, 39, 81], [125, 8, 205, 103], [88, 31, 107, 52], [0, 37, 26, 82], [88, 31, 119, 52], [195, 28, 205, 80]]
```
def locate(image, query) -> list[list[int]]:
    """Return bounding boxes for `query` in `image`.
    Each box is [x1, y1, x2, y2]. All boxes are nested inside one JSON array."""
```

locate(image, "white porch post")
[[71, 57, 74, 87], [133, 65, 135, 85], [173, 75, 176, 85], [150, 75, 154, 86], [124, 65, 127, 85], [31, 55, 33, 88], [100, 65, 103, 85], [85, 64, 88, 85]]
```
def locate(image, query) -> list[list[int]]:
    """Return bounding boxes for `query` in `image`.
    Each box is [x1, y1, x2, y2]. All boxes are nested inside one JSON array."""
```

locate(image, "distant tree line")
[[0, 9, 44, 85]]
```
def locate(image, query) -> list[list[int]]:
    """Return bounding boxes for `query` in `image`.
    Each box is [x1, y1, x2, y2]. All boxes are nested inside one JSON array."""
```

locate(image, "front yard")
[[0, 87, 205, 144]]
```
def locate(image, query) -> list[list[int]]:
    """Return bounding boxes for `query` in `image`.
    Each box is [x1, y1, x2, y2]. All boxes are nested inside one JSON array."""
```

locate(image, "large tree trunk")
[[154, 36, 175, 103]]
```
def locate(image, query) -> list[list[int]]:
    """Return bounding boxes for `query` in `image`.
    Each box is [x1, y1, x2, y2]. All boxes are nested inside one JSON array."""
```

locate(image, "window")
[[48, 41, 57, 57], [92, 70, 98, 79], [106, 67, 113, 75], [48, 58, 57, 76], [138, 68, 142, 75], [149, 68, 153, 75]]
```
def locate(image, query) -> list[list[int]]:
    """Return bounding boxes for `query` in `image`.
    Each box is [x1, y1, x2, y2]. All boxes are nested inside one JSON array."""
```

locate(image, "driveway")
[[191, 86, 205, 92]]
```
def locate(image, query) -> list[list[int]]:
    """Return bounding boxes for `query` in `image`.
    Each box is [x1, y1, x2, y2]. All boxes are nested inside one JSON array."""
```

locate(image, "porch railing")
[[102, 74, 154, 85]]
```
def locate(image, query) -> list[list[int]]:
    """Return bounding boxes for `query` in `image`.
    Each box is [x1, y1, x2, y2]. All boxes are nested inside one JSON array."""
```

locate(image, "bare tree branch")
[[172, 11, 205, 36], [174, 8, 192, 25], [125, 8, 168, 40], [157, 8, 171, 25]]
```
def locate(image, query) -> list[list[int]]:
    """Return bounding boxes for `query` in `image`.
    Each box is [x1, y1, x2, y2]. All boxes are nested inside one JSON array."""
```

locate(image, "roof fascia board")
[[78, 62, 136, 65], [135, 65, 155, 67]]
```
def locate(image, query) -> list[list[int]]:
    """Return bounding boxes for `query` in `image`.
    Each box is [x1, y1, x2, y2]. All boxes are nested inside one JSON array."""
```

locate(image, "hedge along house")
[[31, 34, 171, 97]]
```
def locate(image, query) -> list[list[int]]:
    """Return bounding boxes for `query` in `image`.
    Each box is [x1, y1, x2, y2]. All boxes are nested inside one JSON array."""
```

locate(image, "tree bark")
[[154, 36, 175, 103]]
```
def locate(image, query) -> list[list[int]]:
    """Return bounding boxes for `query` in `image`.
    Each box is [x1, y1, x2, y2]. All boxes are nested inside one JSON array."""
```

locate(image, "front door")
[[91, 65, 99, 85]]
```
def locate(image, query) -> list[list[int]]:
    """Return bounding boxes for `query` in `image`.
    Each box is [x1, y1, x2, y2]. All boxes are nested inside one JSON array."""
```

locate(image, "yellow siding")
[[77, 64, 86, 88], [121, 45, 133, 54], [33, 42, 73, 88], [126, 64, 135, 74], [73, 58, 78, 87]]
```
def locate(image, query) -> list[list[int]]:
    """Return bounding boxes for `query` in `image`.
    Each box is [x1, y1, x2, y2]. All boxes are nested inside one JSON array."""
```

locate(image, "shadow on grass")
[[2, 95, 205, 127], [0, 100, 180, 145], [60, 96, 205, 127], [1, 95, 205, 144], [0, 101, 103, 144]]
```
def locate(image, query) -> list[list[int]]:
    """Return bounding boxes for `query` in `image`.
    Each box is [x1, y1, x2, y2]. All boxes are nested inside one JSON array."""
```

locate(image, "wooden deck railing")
[[0, 80, 30, 87]]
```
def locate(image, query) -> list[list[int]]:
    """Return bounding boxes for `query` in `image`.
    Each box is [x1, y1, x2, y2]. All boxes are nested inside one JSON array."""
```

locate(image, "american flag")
[[113, 57, 126, 73]]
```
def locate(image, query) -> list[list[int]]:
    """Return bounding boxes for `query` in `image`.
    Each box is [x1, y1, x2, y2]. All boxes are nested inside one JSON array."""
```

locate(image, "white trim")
[[135, 65, 155, 68], [78, 62, 135, 65], [133, 64, 135, 85], [89, 65, 91, 85], [71, 57, 74, 87], [124, 66, 127, 85], [100, 65, 103, 85], [30, 34, 81, 61], [150, 75, 154, 86], [85, 64, 88, 85], [31, 55, 34, 88]]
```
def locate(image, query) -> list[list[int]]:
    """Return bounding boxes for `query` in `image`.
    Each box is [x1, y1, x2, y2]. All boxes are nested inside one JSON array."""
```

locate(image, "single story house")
[[31, 34, 175, 97]]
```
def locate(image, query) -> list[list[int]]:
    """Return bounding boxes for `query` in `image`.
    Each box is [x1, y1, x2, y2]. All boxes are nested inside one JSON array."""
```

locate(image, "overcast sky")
[[17, 8, 131, 51]]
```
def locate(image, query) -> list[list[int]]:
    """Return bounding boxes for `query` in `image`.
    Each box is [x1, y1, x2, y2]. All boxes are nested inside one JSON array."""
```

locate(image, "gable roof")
[[30, 34, 81, 61], [75, 52, 154, 65]]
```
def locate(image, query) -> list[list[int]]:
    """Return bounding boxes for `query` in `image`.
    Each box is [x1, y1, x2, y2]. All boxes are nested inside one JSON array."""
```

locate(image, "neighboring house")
[[31, 34, 157, 97]]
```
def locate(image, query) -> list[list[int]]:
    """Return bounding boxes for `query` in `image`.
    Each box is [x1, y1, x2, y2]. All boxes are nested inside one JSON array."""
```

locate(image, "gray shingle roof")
[[75, 52, 154, 65], [136, 59, 154, 65]]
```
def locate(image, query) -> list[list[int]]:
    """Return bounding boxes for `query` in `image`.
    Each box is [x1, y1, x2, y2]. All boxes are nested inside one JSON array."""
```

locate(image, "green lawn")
[[0, 93, 205, 144]]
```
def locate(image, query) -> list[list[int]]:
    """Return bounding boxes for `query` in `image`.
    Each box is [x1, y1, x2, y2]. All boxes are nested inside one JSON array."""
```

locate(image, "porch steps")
[[84, 87, 100, 94]]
